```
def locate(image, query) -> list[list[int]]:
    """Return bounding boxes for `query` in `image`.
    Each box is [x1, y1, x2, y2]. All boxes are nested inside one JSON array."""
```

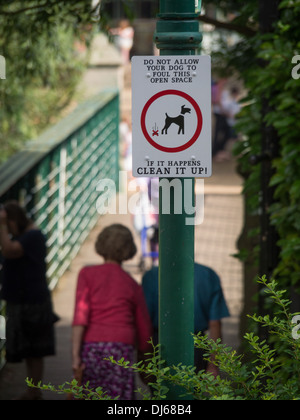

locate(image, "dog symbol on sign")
[[161, 105, 191, 135]]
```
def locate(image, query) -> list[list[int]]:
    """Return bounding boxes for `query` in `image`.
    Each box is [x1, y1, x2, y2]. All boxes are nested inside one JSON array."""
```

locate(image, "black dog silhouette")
[[161, 105, 191, 135]]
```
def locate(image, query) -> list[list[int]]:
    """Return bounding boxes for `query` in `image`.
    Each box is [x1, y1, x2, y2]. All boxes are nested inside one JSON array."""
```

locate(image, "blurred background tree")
[[0, 1, 103, 163]]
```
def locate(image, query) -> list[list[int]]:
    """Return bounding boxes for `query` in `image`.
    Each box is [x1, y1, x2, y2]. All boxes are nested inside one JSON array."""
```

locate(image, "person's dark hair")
[[95, 224, 137, 263], [230, 86, 239, 96], [4, 201, 31, 234]]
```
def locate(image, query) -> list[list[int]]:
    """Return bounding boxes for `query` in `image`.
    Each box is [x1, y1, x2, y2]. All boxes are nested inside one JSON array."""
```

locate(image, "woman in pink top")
[[72, 224, 152, 400]]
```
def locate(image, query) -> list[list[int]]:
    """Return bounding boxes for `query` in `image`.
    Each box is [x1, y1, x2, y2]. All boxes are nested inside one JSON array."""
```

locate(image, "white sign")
[[131, 55, 211, 178]]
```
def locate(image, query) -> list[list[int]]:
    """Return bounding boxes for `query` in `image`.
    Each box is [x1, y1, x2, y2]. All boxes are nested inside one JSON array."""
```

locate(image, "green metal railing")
[[0, 89, 120, 369]]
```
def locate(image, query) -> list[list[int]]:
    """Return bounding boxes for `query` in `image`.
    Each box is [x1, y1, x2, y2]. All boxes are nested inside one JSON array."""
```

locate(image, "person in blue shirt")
[[142, 263, 230, 376]]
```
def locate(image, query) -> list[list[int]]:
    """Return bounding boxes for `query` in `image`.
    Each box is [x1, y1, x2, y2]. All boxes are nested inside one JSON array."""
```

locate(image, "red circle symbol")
[[141, 90, 203, 153]]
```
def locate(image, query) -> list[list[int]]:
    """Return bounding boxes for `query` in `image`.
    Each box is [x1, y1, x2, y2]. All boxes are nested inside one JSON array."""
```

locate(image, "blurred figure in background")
[[212, 79, 229, 159], [0, 201, 56, 400], [120, 117, 132, 173], [221, 86, 241, 143], [212, 80, 241, 162], [111, 19, 134, 64]]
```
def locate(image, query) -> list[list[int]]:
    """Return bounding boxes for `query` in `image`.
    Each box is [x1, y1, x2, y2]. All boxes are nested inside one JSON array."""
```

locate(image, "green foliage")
[[29, 277, 300, 400], [208, 0, 300, 296], [124, 278, 300, 400], [26, 378, 119, 401], [233, 0, 300, 291]]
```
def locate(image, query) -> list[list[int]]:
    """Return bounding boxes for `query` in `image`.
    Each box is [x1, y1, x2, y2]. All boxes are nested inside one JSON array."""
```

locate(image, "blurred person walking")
[[142, 261, 230, 377], [111, 19, 134, 64], [212, 81, 241, 161], [72, 224, 152, 400], [221, 86, 241, 142], [212, 79, 231, 161], [0, 201, 56, 400]]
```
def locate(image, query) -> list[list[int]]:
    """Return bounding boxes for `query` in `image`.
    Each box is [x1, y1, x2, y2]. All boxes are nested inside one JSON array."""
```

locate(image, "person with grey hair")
[[72, 224, 152, 400]]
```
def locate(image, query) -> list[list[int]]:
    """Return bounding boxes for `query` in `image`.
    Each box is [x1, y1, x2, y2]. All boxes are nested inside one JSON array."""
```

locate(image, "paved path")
[[0, 35, 244, 400]]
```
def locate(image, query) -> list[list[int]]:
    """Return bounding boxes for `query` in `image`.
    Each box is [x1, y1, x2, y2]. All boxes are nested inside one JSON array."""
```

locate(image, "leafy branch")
[[26, 378, 119, 401]]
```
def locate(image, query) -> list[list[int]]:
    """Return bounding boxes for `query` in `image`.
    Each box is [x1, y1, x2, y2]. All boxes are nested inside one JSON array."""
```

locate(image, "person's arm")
[[206, 319, 222, 378], [206, 268, 230, 377], [72, 325, 86, 379], [135, 285, 153, 352], [72, 269, 90, 379], [0, 210, 23, 259], [141, 272, 157, 331]]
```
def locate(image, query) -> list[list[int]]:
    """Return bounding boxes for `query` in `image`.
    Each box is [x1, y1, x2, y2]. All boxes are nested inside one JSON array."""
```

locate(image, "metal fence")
[[0, 89, 120, 369]]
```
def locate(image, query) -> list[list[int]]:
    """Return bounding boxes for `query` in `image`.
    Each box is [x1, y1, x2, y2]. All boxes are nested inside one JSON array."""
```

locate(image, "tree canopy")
[[208, 0, 300, 305]]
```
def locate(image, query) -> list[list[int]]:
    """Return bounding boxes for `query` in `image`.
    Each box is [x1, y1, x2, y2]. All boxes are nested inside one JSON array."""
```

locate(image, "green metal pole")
[[155, 0, 202, 400]]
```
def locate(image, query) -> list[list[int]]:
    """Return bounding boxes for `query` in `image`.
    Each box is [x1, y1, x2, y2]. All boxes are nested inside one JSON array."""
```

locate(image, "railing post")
[[155, 0, 202, 400]]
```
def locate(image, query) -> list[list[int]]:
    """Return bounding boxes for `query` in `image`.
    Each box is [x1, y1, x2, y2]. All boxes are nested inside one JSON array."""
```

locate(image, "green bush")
[[231, 0, 300, 293]]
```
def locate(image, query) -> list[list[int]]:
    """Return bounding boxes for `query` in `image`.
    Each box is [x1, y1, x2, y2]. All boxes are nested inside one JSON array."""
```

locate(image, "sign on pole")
[[132, 55, 211, 178]]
